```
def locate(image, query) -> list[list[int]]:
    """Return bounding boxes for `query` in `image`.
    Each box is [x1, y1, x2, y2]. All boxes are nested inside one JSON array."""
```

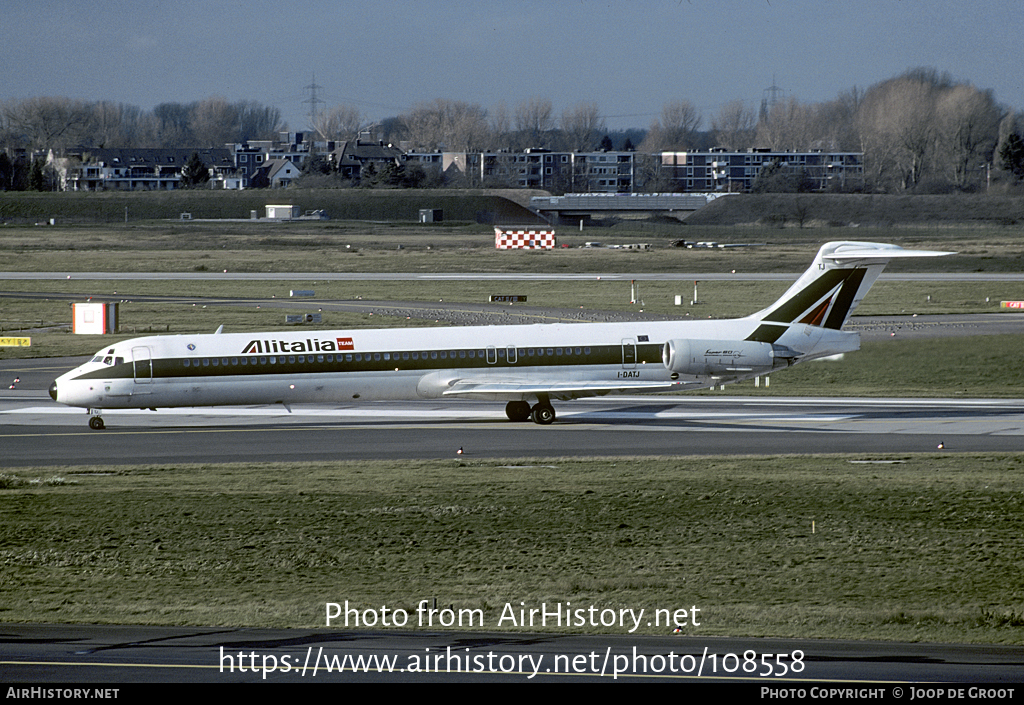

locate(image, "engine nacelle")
[[662, 338, 783, 376]]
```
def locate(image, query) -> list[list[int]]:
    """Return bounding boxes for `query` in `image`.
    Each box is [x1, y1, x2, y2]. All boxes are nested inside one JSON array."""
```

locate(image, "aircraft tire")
[[89, 416, 105, 430], [505, 401, 532, 422], [531, 404, 556, 425]]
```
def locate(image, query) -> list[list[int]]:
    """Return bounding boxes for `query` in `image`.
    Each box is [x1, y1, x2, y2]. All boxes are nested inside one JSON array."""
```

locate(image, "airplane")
[[50, 241, 950, 430]]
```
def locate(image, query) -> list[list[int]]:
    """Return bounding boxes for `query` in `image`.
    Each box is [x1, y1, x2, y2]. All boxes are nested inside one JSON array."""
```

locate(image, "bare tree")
[[851, 68, 1001, 192], [236, 101, 284, 142], [86, 101, 152, 148], [711, 100, 755, 150], [640, 100, 702, 152], [489, 101, 512, 150], [855, 74, 940, 190], [153, 102, 196, 147], [400, 99, 490, 152], [560, 101, 605, 152], [756, 95, 825, 151], [818, 87, 862, 151], [191, 96, 240, 147], [313, 104, 363, 142], [935, 84, 1002, 189], [2, 97, 94, 152], [513, 96, 554, 148]]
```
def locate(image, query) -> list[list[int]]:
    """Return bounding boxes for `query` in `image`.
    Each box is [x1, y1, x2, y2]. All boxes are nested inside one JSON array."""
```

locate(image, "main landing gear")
[[504, 400, 557, 425], [88, 409, 105, 430]]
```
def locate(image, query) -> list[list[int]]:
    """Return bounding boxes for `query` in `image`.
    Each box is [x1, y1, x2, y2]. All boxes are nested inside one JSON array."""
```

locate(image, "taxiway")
[[2, 356, 1022, 467]]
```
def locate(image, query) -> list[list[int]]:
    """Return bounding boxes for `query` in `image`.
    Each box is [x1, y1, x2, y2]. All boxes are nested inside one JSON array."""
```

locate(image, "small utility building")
[[265, 204, 300, 219]]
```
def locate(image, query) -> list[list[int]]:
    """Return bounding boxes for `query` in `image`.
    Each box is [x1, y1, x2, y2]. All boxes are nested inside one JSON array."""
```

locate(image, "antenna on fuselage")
[[214, 325, 224, 334]]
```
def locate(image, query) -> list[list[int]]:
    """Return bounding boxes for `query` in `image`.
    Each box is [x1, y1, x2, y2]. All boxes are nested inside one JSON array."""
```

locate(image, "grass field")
[[2, 455, 1022, 643], [1, 212, 1023, 273]]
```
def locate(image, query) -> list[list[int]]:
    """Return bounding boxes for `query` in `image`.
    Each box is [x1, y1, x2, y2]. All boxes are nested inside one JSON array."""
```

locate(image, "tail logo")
[[763, 268, 866, 330]]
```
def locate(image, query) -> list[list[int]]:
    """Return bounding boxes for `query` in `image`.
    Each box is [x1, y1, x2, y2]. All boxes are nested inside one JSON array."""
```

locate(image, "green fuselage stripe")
[[72, 343, 666, 381]]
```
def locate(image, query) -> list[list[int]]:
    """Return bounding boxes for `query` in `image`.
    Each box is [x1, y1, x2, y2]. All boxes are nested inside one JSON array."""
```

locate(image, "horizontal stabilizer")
[[822, 243, 955, 262]]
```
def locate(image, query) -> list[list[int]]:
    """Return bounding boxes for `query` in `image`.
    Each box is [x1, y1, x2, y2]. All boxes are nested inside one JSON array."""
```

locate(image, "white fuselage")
[[51, 315, 858, 412]]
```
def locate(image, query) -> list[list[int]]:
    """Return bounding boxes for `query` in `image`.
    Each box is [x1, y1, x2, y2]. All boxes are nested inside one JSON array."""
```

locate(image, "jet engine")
[[662, 339, 790, 376]]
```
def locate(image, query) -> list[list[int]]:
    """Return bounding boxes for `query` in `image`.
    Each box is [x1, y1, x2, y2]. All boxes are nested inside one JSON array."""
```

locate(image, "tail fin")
[[750, 241, 953, 329]]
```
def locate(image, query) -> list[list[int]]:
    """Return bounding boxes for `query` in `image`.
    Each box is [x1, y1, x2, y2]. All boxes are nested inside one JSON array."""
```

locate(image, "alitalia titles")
[[242, 337, 354, 354]]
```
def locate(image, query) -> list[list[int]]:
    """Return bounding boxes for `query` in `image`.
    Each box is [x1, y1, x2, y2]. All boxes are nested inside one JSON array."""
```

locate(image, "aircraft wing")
[[441, 376, 694, 401]]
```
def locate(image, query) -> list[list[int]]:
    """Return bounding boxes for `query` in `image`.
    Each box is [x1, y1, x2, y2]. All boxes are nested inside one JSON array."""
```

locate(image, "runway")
[[2, 356, 1022, 467], [7, 270, 1024, 281]]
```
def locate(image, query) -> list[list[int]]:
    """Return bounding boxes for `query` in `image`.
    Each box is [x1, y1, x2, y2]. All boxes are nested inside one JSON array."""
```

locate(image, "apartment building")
[[406, 148, 634, 193], [659, 149, 863, 192]]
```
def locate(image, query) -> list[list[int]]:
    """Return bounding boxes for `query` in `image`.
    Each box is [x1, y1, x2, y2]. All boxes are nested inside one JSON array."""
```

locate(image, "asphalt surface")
[[2, 357, 1023, 466], [3, 623, 1023, 683]]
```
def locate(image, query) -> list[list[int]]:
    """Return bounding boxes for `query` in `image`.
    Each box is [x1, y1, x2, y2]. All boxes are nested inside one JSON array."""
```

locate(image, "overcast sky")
[[5, 0, 1021, 132]]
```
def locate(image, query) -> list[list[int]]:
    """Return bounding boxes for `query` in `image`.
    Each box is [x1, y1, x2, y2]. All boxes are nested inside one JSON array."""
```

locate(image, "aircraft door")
[[506, 346, 518, 364], [621, 339, 636, 368], [132, 346, 153, 384]]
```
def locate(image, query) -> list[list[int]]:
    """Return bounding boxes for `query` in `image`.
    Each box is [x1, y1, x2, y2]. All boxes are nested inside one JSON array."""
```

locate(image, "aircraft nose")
[[49, 381, 58, 402]]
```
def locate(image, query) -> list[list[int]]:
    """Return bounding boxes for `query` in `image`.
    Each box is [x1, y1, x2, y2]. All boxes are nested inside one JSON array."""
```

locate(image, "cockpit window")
[[92, 353, 118, 366]]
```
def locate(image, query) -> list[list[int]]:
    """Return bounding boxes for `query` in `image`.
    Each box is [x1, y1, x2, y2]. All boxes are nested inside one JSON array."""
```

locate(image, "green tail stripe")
[[823, 267, 866, 329], [745, 324, 789, 343], [762, 268, 862, 328]]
